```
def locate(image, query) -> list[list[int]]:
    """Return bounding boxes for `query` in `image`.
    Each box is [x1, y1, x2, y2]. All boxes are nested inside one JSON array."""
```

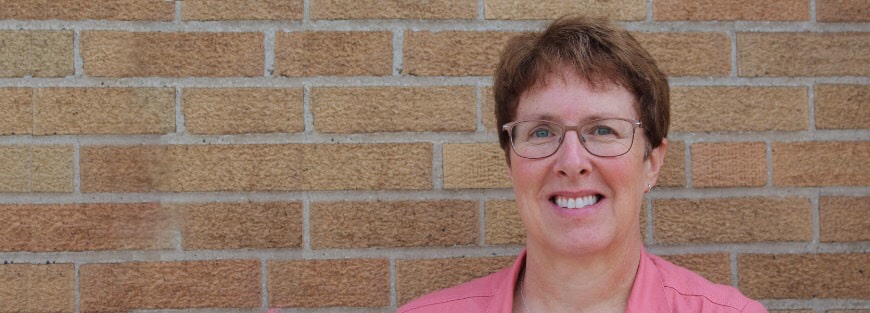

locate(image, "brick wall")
[[0, 1, 866, 312]]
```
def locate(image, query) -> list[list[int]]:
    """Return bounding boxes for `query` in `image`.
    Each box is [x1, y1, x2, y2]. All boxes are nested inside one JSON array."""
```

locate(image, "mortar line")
[[303, 85, 314, 133], [389, 258, 398, 309], [645, 198, 654, 246], [175, 87, 185, 134], [73, 30, 83, 77], [432, 143, 444, 190], [808, 83, 816, 131], [264, 28, 276, 77], [646, 0, 654, 22], [175, 0, 182, 22], [729, 30, 738, 77], [392, 29, 404, 76], [72, 144, 81, 193], [684, 139, 694, 188], [730, 252, 738, 288], [811, 192, 821, 246], [74, 263, 81, 313], [765, 141, 773, 187], [302, 196, 312, 251], [478, 199, 487, 246], [476, 83, 485, 132], [478, 0, 485, 20], [261, 257, 269, 309], [810, 0, 817, 23], [303, 0, 311, 23]]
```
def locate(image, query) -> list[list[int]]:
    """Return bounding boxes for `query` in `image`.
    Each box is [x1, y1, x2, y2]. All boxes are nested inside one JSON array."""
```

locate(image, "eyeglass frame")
[[501, 117, 644, 159]]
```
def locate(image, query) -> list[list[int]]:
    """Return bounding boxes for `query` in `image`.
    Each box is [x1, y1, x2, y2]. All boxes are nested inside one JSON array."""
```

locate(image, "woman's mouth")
[[552, 194, 601, 209]]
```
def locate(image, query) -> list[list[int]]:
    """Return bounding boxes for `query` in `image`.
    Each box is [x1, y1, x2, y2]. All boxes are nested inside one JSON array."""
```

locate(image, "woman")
[[398, 16, 767, 313]]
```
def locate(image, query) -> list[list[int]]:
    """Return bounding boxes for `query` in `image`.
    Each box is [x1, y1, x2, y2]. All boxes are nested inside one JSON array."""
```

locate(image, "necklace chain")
[[520, 271, 532, 313]]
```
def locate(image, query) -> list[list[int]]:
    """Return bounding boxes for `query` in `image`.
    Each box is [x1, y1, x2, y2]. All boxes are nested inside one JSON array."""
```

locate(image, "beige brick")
[[82, 31, 263, 77], [634, 32, 731, 77], [484, 0, 645, 21], [80, 260, 260, 312], [0, 203, 175, 252], [167, 144, 305, 192], [658, 140, 686, 187], [653, 0, 808, 21], [396, 256, 515, 305], [739, 254, 869, 299], [268, 259, 389, 307], [817, 0, 870, 22], [80, 145, 169, 193], [0, 264, 74, 313], [0, 146, 31, 192], [659, 253, 731, 285], [653, 197, 812, 244], [0, 146, 72, 193], [0, 88, 32, 135], [311, 200, 478, 249], [0, 31, 73, 78], [404, 31, 520, 76], [443, 143, 511, 189], [276, 31, 392, 76], [182, 0, 303, 21], [738, 33, 870, 77], [182, 88, 303, 134], [312, 0, 476, 19], [820, 196, 870, 242], [300, 143, 432, 190], [772, 142, 870, 186], [181, 202, 303, 250], [691, 142, 767, 187], [671, 87, 809, 132], [485, 200, 524, 245], [33, 88, 175, 135], [313, 87, 476, 133], [815, 84, 870, 129], [0, 0, 174, 21]]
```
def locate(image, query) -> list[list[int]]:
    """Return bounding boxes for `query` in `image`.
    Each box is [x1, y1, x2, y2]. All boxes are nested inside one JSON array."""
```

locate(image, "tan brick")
[[0, 31, 73, 78], [659, 253, 731, 285], [485, 200, 524, 245], [396, 256, 515, 305], [182, 0, 303, 21], [772, 142, 870, 186], [268, 259, 389, 307], [82, 31, 263, 77], [482, 87, 498, 132], [817, 0, 870, 22], [182, 88, 303, 134], [738, 33, 870, 77], [0, 146, 72, 193], [312, 0, 476, 19], [302, 143, 433, 190], [0, 203, 175, 252], [691, 142, 767, 187], [739, 254, 869, 299], [443, 143, 511, 189], [0, 0, 174, 21], [820, 196, 870, 242], [276, 31, 392, 77], [80, 260, 260, 312], [181, 202, 303, 250], [311, 200, 477, 249], [815, 84, 870, 129], [34, 88, 175, 135], [0, 88, 32, 135], [671, 87, 808, 132], [80, 145, 169, 193], [653, 197, 812, 244], [167, 145, 305, 192], [653, 0, 808, 21], [634, 32, 731, 77], [404, 31, 519, 76], [0, 146, 31, 192], [658, 140, 686, 187], [484, 0, 645, 21], [313, 87, 476, 133], [0, 264, 74, 313]]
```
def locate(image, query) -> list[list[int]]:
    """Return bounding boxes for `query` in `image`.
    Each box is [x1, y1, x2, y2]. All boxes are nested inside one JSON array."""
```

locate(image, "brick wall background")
[[0, 0, 867, 312]]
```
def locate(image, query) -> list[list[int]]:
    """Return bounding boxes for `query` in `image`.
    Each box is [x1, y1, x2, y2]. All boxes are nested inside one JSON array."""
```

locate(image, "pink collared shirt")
[[398, 248, 767, 313]]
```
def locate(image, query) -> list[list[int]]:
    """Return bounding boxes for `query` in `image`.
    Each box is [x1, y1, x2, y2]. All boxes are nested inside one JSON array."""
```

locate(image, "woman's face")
[[509, 70, 666, 257]]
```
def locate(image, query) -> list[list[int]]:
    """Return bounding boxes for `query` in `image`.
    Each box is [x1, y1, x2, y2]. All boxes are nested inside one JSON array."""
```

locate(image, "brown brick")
[[658, 140, 686, 187], [820, 196, 870, 242], [653, 0, 808, 21], [0, 203, 175, 252], [0, 0, 174, 21], [443, 143, 511, 189], [659, 253, 731, 285], [311, 200, 478, 249], [397, 256, 515, 305], [181, 202, 303, 250], [0, 31, 73, 78], [738, 33, 870, 77], [80, 145, 169, 193], [671, 87, 808, 132], [817, 0, 870, 22], [739, 254, 869, 299], [691, 142, 767, 187], [80, 260, 260, 312], [182, 0, 303, 21], [82, 31, 263, 77], [404, 31, 520, 76], [276, 31, 392, 77], [634, 32, 731, 77], [0, 264, 74, 313], [268, 259, 389, 307], [312, 87, 476, 133], [815, 84, 870, 129], [312, 0, 476, 19], [772, 142, 870, 186], [653, 197, 812, 244], [182, 88, 303, 134], [0, 146, 72, 193], [0, 88, 31, 135], [485, 200, 524, 245], [484, 0, 645, 21], [34, 88, 175, 135]]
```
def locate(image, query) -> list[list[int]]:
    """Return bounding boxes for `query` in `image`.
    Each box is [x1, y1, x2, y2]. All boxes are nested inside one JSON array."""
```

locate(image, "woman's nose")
[[553, 130, 592, 177]]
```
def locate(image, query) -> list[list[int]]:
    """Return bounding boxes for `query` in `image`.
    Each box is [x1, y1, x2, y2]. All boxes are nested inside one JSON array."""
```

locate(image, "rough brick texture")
[[310, 200, 478, 249], [34, 88, 175, 135], [772, 142, 870, 186], [653, 197, 812, 244], [659, 253, 731, 285], [484, 0, 646, 21], [485, 200, 525, 245], [0, 145, 72, 193], [268, 259, 390, 307], [670, 87, 808, 132], [404, 31, 520, 76], [0, 264, 74, 313], [691, 142, 767, 187], [738, 33, 870, 77], [739, 254, 869, 299], [657, 140, 686, 187], [0, 0, 174, 21], [443, 143, 512, 189], [397, 256, 516, 304], [820, 196, 870, 242], [0, 88, 31, 135], [181, 202, 303, 250], [182, 88, 303, 134], [817, 0, 870, 22], [653, 0, 809, 21], [0, 31, 73, 78], [276, 31, 392, 77], [181, 0, 303, 21], [814, 84, 870, 129], [633, 32, 731, 77], [312, 0, 476, 19]]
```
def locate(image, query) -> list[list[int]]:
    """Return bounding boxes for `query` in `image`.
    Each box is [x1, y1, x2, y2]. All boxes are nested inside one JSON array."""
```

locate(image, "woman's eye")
[[532, 128, 552, 137], [592, 126, 614, 136]]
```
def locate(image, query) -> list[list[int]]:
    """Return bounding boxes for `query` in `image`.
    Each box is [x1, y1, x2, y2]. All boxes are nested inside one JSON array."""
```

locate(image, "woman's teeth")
[[555, 195, 599, 209]]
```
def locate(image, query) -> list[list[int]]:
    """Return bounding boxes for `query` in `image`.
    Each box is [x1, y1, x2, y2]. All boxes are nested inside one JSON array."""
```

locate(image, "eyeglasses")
[[502, 118, 643, 159]]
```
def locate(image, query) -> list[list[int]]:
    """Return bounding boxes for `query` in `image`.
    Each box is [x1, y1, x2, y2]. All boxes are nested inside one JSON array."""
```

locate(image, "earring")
[[645, 183, 653, 193]]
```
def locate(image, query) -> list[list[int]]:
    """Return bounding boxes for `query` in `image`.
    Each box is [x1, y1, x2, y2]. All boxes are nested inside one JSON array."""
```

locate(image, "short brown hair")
[[493, 15, 669, 162]]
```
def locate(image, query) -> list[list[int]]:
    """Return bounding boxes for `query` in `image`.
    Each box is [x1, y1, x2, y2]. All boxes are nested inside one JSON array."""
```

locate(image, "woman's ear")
[[645, 138, 667, 187]]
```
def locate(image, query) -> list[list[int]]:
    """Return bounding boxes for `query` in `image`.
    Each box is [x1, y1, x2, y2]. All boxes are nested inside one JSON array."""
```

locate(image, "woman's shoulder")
[[397, 265, 514, 313]]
